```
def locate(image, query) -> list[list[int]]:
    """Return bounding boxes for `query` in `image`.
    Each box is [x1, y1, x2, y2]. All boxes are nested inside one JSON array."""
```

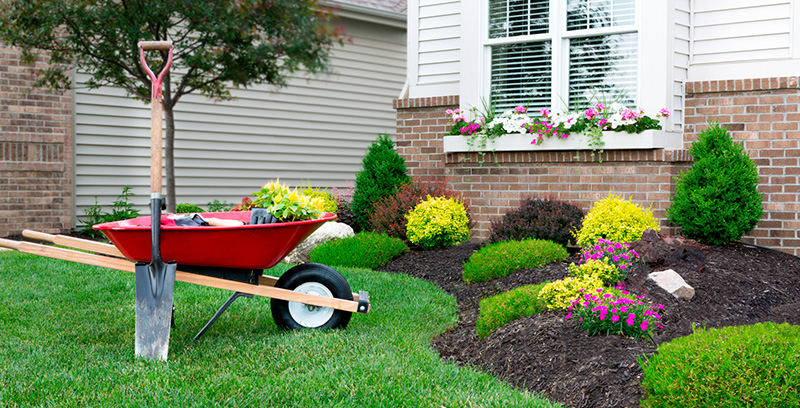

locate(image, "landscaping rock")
[[283, 222, 354, 263], [630, 229, 706, 271], [648, 269, 695, 300]]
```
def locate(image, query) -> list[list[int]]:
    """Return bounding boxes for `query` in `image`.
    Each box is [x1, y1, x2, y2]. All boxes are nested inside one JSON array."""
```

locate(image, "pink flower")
[[595, 103, 605, 111], [659, 108, 670, 118], [657, 304, 664, 309], [620, 264, 627, 270], [626, 313, 636, 325], [584, 108, 599, 120], [540, 108, 551, 118], [514, 105, 527, 113], [640, 320, 649, 331], [565, 312, 572, 320], [611, 315, 619, 323], [446, 109, 453, 115]]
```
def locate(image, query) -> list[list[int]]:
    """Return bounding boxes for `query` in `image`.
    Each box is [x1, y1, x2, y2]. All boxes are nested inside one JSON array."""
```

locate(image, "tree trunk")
[[163, 75, 177, 213]]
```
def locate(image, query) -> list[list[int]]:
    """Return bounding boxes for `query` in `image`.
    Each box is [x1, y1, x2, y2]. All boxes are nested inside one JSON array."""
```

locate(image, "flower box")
[[442, 130, 683, 153]]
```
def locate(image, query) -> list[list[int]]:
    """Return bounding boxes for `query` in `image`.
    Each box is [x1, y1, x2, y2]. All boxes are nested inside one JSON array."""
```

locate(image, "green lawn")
[[0, 251, 559, 407]]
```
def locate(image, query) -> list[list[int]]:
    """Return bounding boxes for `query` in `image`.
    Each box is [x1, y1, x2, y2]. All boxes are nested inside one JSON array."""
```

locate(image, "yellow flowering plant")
[[251, 180, 324, 222]]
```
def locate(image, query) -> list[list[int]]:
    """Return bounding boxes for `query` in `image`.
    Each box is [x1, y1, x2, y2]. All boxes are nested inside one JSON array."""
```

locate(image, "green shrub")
[[667, 122, 763, 245], [489, 198, 584, 246], [573, 193, 660, 248], [351, 134, 410, 230], [640, 322, 800, 407], [406, 196, 470, 249], [309, 232, 408, 269], [538, 276, 604, 310], [463, 239, 569, 283], [206, 199, 233, 212], [176, 203, 205, 213], [301, 186, 338, 214], [476, 283, 548, 338], [80, 186, 140, 238], [568, 258, 622, 285]]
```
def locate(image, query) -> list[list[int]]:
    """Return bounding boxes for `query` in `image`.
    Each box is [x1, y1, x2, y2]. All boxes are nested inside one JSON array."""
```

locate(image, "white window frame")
[[460, 0, 673, 125]]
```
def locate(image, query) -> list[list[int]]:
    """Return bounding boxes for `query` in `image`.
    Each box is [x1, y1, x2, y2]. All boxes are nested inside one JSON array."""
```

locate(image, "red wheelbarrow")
[[0, 40, 369, 361]]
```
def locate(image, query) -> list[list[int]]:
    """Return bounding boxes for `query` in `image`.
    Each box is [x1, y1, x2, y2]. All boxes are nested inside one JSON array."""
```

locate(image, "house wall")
[[685, 76, 800, 255], [73, 17, 406, 225], [396, 85, 800, 256], [407, 0, 461, 98], [0, 46, 74, 237]]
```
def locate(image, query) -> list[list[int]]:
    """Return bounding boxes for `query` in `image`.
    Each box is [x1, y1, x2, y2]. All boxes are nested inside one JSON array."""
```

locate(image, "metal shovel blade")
[[135, 259, 177, 360]]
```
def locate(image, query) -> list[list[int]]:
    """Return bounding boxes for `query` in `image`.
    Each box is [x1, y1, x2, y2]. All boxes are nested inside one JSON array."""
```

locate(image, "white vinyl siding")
[[73, 17, 405, 222], [672, 0, 690, 132], [692, 0, 792, 64], [416, 0, 460, 85]]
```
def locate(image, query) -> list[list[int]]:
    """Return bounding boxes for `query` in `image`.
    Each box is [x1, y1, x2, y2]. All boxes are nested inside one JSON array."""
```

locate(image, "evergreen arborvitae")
[[351, 134, 410, 230], [667, 122, 763, 245]]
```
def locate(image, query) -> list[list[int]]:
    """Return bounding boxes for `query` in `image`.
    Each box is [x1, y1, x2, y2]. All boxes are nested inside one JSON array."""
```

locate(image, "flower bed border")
[[443, 130, 683, 153]]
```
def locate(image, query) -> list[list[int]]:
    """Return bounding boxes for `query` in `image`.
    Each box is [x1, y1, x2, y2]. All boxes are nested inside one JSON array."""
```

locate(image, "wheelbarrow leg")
[[193, 291, 253, 340]]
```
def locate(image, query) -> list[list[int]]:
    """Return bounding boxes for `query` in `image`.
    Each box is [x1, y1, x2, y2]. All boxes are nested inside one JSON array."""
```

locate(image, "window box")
[[442, 130, 683, 153]]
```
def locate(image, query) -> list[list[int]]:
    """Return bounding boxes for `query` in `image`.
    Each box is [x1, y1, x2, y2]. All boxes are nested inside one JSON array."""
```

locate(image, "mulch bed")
[[377, 237, 800, 408]]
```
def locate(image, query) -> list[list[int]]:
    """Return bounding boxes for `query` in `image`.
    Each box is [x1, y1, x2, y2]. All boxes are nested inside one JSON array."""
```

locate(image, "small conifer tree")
[[351, 134, 409, 229], [667, 122, 763, 245]]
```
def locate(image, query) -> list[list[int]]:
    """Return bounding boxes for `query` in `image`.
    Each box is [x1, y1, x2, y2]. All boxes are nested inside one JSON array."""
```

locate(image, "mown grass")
[[0, 251, 560, 408]]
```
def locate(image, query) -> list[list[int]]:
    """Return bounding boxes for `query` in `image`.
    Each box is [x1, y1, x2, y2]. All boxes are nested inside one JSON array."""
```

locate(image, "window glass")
[[489, 0, 549, 39], [566, 0, 635, 31], [491, 41, 552, 112], [569, 33, 637, 107]]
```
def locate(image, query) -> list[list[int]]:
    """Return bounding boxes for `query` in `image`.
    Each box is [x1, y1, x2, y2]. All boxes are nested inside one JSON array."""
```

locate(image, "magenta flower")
[[659, 108, 670, 118], [514, 105, 527, 113], [640, 320, 649, 331], [540, 108, 551, 118], [584, 108, 599, 120], [626, 313, 636, 325], [611, 315, 619, 323], [595, 103, 605, 110], [620, 264, 627, 270], [565, 312, 572, 320]]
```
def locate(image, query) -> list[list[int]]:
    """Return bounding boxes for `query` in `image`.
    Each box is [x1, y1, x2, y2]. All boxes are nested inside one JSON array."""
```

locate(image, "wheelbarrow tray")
[[94, 211, 336, 269]]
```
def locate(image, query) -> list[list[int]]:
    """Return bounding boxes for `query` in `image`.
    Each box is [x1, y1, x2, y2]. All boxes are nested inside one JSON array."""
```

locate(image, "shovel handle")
[[139, 40, 173, 195], [138, 41, 172, 51]]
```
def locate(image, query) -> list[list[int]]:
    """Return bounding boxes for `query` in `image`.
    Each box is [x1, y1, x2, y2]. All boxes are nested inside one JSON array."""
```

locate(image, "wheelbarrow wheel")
[[271, 263, 353, 330]]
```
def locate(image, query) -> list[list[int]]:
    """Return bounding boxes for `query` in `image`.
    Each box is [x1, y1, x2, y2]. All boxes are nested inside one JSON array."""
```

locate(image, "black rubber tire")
[[271, 263, 353, 330]]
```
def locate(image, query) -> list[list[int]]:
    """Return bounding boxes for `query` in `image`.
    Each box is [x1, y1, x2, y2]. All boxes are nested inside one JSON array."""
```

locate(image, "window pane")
[[489, 0, 549, 39], [568, 33, 637, 107], [566, 0, 635, 31], [491, 41, 552, 112]]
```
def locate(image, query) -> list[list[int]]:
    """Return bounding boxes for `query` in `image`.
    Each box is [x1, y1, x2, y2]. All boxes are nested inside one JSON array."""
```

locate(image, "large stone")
[[648, 269, 695, 300], [283, 222, 354, 263]]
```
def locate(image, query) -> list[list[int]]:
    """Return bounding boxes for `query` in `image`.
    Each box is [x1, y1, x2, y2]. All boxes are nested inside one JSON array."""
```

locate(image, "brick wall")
[[0, 45, 73, 236], [397, 85, 800, 256], [685, 76, 800, 255]]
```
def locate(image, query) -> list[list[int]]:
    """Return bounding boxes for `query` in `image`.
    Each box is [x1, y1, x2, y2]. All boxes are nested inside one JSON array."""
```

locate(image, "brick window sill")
[[442, 130, 683, 153]]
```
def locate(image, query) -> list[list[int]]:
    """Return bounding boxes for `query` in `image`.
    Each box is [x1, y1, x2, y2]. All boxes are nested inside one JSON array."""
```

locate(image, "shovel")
[[135, 41, 177, 361]]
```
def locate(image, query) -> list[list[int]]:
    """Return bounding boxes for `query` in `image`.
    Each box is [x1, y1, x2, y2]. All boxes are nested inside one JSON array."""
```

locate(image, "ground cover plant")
[[463, 239, 569, 283], [309, 232, 409, 269], [488, 198, 584, 246], [0, 251, 560, 407], [667, 122, 763, 245], [476, 283, 548, 338], [640, 322, 799, 407]]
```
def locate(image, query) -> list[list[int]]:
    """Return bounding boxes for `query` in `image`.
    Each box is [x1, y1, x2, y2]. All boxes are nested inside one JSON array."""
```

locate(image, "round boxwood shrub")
[[351, 134, 409, 230], [463, 239, 569, 283], [573, 193, 660, 248], [309, 232, 408, 269], [405, 195, 470, 249], [489, 198, 584, 246], [640, 322, 800, 407], [538, 276, 604, 310], [368, 177, 471, 241], [176, 203, 205, 213], [667, 122, 763, 245]]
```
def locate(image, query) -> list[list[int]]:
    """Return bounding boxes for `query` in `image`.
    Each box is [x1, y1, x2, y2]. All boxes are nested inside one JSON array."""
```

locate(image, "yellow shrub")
[[573, 193, 660, 248], [406, 195, 470, 249], [568, 258, 622, 285], [538, 276, 604, 310]]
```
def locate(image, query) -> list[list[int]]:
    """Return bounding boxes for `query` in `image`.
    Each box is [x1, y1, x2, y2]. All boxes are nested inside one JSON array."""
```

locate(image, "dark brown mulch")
[[377, 239, 800, 408]]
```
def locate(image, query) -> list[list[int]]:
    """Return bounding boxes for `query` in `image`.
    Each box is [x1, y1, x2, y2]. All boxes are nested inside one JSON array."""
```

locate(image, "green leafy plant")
[[476, 283, 548, 338], [567, 287, 663, 341], [406, 196, 470, 250], [538, 276, 604, 310], [251, 180, 324, 222], [667, 122, 763, 245], [309, 232, 409, 269], [369, 177, 471, 241], [573, 193, 660, 248], [176, 203, 205, 213], [568, 258, 623, 285], [351, 134, 410, 230], [640, 322, 800, 407], [488, 197, 584, 246], [80, 197, 105, 238], [463, 239, 569, 283], [206, 200, 233, 212], [300, 186, 338, 214], [103, 186, 140, 223]]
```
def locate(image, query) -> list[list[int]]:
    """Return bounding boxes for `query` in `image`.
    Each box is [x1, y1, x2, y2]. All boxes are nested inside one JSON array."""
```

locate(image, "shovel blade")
[[135, 261, 177, 360]]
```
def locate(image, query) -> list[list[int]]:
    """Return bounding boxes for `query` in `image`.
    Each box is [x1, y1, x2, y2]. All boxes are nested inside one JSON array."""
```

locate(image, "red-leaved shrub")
[[489, 198, 584, 246], [368, 177, 472, 240]]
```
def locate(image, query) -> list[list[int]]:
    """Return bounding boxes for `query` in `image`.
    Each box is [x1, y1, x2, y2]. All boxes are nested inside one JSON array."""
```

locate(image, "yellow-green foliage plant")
[[538, 276, 604, 310], [568, 258, 622, 285], [301, 186, 338, 214], [405, 195, 470, 249], [573, 193, 660, 248]]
